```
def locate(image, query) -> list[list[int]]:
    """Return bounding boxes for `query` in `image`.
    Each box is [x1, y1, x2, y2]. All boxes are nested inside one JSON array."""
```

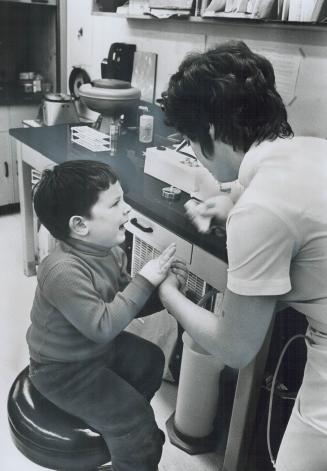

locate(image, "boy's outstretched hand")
[[139, 243, 176, 287]]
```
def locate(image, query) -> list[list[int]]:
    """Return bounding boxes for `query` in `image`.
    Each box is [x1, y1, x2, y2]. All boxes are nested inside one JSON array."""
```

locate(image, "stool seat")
[[7, 366, 111, 471]]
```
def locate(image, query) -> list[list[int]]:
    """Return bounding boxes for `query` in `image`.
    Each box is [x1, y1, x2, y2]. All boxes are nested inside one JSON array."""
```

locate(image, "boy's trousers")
[[29, 331, 165, 471]]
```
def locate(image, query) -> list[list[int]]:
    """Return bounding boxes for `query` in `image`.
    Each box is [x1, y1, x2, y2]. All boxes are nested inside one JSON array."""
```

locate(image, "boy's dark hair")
[[163, 40, 293, 156], [33, 160, 118, 241]]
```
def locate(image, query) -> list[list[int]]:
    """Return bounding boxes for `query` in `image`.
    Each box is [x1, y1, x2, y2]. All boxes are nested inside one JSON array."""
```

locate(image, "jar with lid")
[[138, 106, 154, 144]]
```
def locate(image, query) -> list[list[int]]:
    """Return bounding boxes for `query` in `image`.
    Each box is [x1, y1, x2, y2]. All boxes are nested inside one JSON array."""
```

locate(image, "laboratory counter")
[[10, 123, 228, 263]]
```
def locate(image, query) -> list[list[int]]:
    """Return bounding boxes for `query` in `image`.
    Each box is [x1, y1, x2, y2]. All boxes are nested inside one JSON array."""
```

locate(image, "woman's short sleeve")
[[226, 204, 296, 296]]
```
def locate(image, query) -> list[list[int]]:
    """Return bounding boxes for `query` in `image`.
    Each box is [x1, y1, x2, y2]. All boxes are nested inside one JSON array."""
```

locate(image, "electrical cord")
[[266, 333, 312, 468]]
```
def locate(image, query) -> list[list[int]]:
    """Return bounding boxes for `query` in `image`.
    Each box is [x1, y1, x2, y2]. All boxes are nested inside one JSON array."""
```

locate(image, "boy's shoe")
[[97, 463, 112, 470], [96, 433, 165, 470]]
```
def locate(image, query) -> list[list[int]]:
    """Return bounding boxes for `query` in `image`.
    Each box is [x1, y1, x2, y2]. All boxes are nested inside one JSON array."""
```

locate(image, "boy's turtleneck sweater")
[[27, 238, 158, 363]]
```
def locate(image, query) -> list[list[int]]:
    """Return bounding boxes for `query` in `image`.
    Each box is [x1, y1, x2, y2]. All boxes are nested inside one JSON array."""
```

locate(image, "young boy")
[[27, 159, 186, 471]]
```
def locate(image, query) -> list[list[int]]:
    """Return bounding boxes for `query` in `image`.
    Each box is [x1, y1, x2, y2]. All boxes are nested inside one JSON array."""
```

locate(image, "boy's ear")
[[69, 215, 89, 237]]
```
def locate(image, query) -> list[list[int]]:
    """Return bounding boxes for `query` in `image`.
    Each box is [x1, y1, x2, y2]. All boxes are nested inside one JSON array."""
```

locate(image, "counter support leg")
[[222, 321, 274, 471], [17, 142, 36, 276]]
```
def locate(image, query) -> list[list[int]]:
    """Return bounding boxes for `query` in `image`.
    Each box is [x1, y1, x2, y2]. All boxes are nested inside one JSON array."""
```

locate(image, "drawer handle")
[[130, 218, 153, 233], [4, 161, 9, 178]]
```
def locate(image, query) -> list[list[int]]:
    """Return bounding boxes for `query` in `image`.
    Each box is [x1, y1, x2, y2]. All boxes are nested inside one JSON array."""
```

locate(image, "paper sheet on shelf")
[[146, 8, 191, 18], [252, 45, 302, 105], [205, 38, 302, 105]]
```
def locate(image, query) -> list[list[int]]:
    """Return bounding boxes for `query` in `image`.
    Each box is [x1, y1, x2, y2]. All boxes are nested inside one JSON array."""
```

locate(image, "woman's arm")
[[159, 281, 277, 369]]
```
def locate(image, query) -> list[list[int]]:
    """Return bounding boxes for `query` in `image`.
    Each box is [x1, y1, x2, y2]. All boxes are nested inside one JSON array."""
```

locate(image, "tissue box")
[[144, 146, 221, 199], [144, 146, 199, 194]]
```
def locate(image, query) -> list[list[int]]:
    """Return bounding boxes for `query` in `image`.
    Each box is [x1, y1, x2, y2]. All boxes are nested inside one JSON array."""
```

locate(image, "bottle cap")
[[162, 186, 181, 201]]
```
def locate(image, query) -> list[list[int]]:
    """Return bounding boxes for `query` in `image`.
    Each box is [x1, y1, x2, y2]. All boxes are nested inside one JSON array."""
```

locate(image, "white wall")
[[66, 0, 327, 138]]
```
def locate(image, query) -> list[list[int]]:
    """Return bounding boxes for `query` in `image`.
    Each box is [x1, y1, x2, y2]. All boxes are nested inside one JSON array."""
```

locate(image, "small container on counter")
[[21, 81, 34, 93], [42, 82, 52, 94], [138, 106, 154, 144], [109, 123, 119, 156], [19, 72, 35, 81], [33, 74, 43, 93]]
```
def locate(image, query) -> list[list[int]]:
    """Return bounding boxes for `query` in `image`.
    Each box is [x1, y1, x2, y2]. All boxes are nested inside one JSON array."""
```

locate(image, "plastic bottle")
[[138, 106, 154, 144]]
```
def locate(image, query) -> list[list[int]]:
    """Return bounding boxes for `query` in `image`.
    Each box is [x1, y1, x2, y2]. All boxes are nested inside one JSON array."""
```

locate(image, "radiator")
[[131, 235, 207, 303]]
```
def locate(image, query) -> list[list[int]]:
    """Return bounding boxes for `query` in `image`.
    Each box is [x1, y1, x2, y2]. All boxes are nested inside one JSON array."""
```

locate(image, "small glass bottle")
[[109, 124, 119, 156], [138, 106, 154, 144]]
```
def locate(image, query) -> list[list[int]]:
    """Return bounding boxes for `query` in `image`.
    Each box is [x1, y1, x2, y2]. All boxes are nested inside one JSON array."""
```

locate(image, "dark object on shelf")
[[0, 203, 20, 215], [101, 43, 136, 82], [96, 0, 126, 12], [68, 67, 91, 99], [7, 366, 111, 470]]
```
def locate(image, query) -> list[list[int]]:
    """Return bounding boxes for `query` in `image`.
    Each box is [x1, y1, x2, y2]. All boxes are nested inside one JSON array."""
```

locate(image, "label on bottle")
[[139, 114, 154, 143]]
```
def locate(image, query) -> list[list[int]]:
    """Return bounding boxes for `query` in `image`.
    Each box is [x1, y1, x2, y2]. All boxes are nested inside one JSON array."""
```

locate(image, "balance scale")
[[78, 79, 141, 133]]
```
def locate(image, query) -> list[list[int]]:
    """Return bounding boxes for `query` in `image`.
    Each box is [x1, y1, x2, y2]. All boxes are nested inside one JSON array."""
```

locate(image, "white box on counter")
[[144, 146, 220, 199]]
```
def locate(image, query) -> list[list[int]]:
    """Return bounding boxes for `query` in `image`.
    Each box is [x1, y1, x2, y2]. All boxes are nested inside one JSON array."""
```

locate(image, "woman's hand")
[[139, 243, 176, 287], [158, 271, 180, 306], [195, 195, 234, 223], [184, 195, 234, 233], [171, 260, 188, 291]]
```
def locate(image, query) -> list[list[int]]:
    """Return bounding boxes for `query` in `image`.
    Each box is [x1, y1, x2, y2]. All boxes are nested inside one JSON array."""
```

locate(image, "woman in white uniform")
[[159, 40, 327, 470]]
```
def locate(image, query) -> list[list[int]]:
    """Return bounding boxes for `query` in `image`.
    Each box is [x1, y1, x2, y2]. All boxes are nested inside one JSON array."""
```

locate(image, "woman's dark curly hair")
[[163, 40, 293, 156]]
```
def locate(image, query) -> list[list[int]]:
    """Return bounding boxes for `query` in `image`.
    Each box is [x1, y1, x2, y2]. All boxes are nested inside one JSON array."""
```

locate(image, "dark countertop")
[[10, 123, 227, 262]]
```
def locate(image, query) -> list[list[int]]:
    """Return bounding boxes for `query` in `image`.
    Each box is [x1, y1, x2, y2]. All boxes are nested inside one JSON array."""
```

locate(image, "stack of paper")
[[71, 126, 111, 152], [201, 0, 326, 20], [283, 0, 326, 21], [146, 0, 193, 17], [202, 0, 276, 19]]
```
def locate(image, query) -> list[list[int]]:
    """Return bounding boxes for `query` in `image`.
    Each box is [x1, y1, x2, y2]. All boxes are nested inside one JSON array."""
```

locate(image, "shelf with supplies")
[[92, 12, 327, 32], [92, 0, 327, 30]]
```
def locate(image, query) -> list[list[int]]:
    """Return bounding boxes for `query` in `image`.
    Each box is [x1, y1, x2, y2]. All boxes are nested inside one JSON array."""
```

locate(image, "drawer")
[[125, 209, 192, 264], [191, 246, 227, 292], [0, 107, 10, 131]]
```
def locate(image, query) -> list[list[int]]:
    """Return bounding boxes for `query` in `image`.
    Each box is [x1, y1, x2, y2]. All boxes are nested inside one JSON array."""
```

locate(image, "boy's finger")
[[171, 264, 188, 274], [160, 243, 176, 260], [159, 253, 176, 271], [171, 260, 187, 269], [159, 251, 176, 266], [172, 267, 188, 278], [176, 274, 186, 287], [160, 260, 174, 273]]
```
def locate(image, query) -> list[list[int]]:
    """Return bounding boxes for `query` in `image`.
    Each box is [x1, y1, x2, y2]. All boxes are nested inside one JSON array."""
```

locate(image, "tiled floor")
[[0, 212, 222, 471]]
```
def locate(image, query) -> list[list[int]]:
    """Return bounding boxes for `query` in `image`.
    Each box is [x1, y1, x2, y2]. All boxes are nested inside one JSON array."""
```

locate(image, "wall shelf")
[[91, 10, 327, 31]]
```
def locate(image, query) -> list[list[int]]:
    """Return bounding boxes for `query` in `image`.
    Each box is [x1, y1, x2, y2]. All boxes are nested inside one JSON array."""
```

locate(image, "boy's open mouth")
[[119, 220, 129, 230]]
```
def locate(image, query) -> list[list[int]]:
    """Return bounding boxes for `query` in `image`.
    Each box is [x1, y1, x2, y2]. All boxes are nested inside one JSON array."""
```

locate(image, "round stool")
[[7, 366, 111, 470]]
